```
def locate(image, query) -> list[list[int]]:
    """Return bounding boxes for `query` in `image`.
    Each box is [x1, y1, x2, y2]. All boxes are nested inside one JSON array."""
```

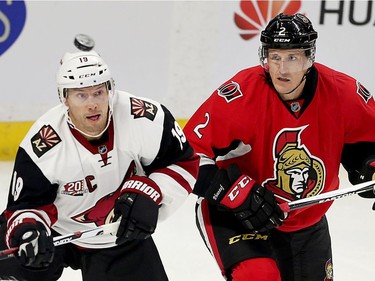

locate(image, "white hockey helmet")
[[56, 50, 114, 102], [56, 45, 115, 139]]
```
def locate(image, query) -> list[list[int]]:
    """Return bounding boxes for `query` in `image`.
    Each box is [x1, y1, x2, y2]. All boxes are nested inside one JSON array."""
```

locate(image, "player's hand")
[[113, 176, 161, 245], [6, 218, 54, 268], [357, 158, 375, 204], [205, 164, 285, 232]]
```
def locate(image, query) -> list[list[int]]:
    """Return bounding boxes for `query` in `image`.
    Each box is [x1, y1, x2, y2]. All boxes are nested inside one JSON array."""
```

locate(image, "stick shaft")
[[0, 221, 119, 261], [279, 180, 375, 212]]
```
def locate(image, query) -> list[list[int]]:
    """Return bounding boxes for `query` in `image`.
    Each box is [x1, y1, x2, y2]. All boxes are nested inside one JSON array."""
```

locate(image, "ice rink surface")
[[1, 161, 375, 280]]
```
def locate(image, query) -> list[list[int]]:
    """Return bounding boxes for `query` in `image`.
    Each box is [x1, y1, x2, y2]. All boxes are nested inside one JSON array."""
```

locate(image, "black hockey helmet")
[[259, 13, 318, 68]]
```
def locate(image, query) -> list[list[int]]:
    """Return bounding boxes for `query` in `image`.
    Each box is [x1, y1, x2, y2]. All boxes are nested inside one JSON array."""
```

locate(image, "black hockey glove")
[[113, 176, 161, 245], [205, 164, 285, 232], [356, 158, 375, 206], [6, 218, 54, 268]]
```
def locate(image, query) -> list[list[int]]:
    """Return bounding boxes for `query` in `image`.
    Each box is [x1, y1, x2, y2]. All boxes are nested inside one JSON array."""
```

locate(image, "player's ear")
[[63, 98, 69, 107], [63, 91, 69, 107]]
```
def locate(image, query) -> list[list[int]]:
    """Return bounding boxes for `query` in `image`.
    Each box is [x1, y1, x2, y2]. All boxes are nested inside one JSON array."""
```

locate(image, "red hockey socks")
[[231, 257, 281, 281]]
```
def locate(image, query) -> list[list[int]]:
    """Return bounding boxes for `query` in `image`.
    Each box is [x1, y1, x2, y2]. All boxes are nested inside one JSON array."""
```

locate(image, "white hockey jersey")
[[5, 91, 198, 248]]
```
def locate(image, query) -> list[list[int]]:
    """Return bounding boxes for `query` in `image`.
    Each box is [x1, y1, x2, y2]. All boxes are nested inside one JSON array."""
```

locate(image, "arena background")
[[1, 0, 374, 160], [1, 1, 375, 280]]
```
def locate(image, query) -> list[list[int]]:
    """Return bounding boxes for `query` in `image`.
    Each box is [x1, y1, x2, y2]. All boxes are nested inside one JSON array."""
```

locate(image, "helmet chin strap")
[[276, 65, 312, 96], [64, 88, 114, 140], [66, 110, 112, 140], [277, 74, 307, 95]]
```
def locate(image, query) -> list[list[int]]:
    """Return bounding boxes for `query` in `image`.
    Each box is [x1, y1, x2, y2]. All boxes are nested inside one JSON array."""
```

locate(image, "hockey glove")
[[205, 164, 285, 232], [6, 218, 54, 268], [356, 158, 375, 209], [113, 176, 161, 245]]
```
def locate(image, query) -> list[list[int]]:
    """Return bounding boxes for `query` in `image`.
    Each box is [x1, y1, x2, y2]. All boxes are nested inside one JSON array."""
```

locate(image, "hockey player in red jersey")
[[0, 35, 199, 280], [183, 13, 375, 281]]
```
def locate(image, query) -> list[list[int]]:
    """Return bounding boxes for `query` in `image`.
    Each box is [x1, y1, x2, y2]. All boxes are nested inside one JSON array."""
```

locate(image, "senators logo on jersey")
[[324, 258, 333, 281], [356, 81, 372, 103], [264, 126, 325, 202], [217, 81, 243, 103], [31, 125, 61, 158]]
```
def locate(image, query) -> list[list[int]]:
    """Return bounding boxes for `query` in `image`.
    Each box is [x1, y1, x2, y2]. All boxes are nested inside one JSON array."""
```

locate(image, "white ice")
[[1, 161, 375, 280]]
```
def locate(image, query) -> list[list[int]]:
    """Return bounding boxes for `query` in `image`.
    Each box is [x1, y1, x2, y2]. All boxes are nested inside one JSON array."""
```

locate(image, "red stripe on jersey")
[[156, 166, 193, 194], [155, 154, 199, 193], [38, 203, 59, 226], [182, 152, 200, 173], [5, 204, 57, 228], [201, 199, 226, 275], [176, 153, 200, 179]]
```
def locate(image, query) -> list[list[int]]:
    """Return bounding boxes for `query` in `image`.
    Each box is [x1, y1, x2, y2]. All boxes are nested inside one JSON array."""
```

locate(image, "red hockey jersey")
[[184, 63, 375, 232]]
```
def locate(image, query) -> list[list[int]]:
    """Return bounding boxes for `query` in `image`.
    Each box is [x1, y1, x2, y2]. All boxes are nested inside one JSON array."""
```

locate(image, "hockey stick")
[[279, 180, 375, 212], [0, 221, 119, 261]]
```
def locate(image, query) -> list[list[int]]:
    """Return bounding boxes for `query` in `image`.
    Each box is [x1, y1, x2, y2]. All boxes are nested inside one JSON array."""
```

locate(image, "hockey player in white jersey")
[[0, 35, 199, 280]]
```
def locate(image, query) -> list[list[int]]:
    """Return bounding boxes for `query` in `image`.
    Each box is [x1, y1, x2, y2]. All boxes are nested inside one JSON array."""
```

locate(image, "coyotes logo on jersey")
[[130, 97, 158, 121], [70, 161, 137, 226], [31, 125, 62, 158], [263, 126, 325, 201], [71, 186, 121, 226]]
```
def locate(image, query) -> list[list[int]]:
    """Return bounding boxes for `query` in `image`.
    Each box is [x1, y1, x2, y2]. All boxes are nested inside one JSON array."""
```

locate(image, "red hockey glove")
[[6, 218, 54, 268], [205, 164, 285, 232], [113, 176, 161, 245]]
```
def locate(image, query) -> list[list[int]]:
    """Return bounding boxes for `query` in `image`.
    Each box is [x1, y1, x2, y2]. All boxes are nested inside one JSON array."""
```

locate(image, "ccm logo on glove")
[[220, 175, 255, 209], [205, 164, 284, 232]]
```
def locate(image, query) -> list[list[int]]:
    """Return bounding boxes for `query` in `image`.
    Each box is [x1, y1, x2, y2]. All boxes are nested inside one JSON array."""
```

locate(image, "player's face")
[[267, 49, 311, 101], [65, 83, 109, 139]]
